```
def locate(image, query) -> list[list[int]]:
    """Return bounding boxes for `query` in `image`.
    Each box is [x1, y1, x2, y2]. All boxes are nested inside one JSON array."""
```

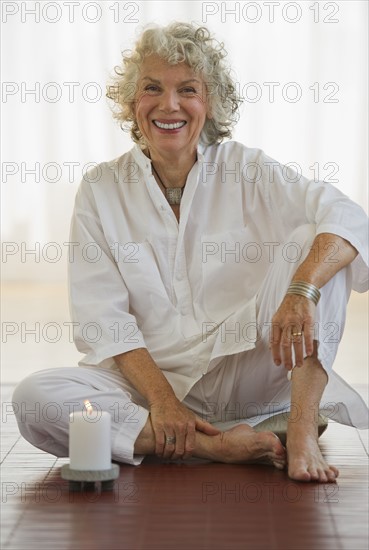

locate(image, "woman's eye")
[[181, 87, 196, 94], [144, 85, 160, 93]]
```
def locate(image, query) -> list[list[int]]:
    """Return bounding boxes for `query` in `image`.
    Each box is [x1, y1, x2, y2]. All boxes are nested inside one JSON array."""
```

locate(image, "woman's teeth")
[[154, 121, 186, 130]]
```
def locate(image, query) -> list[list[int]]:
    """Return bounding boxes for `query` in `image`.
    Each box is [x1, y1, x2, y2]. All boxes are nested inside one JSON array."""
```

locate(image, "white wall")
[[2, 0, 368, 282]]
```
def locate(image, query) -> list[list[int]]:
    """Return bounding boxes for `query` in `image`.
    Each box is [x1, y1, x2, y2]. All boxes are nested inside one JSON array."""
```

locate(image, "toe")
[[288, 464, 311, 482], [326, 466, 338, 482], [308, 467, 320, 481], [316, 468, 328, 483]]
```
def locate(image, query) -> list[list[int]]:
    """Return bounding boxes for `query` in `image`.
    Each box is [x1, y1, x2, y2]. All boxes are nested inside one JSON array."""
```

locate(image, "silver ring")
[[165, 436, 176, 445]]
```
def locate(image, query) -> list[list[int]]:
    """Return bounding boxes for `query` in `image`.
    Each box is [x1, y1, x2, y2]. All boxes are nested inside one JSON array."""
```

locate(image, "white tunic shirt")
[[69, 141, 369, 401]]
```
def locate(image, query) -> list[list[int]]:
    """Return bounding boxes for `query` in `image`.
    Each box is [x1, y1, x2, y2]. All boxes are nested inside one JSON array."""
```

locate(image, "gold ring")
[[292, 332, 302, 336]]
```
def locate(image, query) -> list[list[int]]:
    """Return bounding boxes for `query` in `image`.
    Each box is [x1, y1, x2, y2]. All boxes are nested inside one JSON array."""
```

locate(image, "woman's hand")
[[270, 294, 316, 371], [149, 396, 220, 459], [269, 232, 358, 372]]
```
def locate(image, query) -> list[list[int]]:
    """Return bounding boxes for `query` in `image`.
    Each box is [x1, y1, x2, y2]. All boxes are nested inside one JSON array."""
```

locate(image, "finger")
[[195, 417, 220, 435], [172, 426, 188, 460], [154, 427, 166, 456], [292, 332, 304, 367], [270, 322, 282, 366], [303, 318, 315, 357], [286, 323, 304, 368], [183, 423, 196, 459], [162, 432, 177, 459], [164, 419, 191, 460], [290, 322, 305, 367], [281, 326, 294, 370]]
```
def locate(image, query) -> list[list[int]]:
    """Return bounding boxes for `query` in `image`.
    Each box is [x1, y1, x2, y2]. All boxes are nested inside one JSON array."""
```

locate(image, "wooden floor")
[[1, 383, 368, 550]]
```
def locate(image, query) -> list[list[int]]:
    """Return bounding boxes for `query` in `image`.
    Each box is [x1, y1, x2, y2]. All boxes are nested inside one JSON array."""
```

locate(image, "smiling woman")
[[107, 23, 241, 146], [106, 23, 241, 215], [12, 21, 369, 484], [131, 56, 208, 211], [133, 55, 208, 175]]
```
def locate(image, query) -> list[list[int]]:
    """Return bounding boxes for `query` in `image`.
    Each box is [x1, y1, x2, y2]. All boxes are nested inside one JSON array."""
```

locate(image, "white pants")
[[12, 225, 369, 465]]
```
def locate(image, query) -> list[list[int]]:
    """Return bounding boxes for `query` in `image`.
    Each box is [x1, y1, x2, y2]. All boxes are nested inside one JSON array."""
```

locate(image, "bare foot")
[[215, 425, 287, 469], [136, 416, 286, 469], [287, 432, 339, 482]]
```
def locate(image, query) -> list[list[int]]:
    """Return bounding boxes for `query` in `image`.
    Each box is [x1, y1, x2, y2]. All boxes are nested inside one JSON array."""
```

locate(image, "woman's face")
[[134, 55, 209, 158]]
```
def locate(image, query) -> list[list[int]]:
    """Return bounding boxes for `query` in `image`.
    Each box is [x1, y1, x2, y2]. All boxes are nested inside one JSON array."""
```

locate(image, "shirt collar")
[[131, 142, 205, 173]]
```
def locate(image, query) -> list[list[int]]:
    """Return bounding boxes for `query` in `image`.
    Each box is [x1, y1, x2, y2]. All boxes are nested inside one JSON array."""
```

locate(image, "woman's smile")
[[152, 119, 187, 130]]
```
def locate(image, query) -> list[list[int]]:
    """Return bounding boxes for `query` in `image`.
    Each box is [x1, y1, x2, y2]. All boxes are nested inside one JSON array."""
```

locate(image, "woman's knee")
[[12, 369, 71, 454], [12, 368, 68, 432], [12, 371, 45, 430]]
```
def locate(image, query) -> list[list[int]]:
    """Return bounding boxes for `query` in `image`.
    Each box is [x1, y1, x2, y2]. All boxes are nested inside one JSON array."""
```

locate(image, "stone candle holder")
[[61, 463, 120, 492]]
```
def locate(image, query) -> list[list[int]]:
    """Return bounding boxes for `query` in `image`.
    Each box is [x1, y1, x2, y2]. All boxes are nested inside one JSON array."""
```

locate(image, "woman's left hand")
[[269, 294, 316, 370]]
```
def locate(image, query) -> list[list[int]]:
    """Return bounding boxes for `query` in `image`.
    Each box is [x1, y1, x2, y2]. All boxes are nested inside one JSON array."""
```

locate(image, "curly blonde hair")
[[106, 22, 242, 146]]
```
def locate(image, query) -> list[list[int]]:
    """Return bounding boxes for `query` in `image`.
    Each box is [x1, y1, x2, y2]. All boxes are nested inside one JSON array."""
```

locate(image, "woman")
[[13, 22, 368, 482]]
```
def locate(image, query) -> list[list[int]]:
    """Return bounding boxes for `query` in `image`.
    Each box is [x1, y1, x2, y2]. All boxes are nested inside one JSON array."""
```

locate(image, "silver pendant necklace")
[[149, 156, 185, 206]]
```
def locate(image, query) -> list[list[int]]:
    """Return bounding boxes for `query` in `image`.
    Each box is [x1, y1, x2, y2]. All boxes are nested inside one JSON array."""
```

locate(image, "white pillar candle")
[[69, 401, 112, 471]]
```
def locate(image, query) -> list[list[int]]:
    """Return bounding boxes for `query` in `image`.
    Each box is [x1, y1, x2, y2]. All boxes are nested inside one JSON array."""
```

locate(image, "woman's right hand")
[[149, 396, 220, 459]]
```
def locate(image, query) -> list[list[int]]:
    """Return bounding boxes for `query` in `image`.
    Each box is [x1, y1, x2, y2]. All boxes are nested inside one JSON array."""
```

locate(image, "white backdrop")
[[1, 0, 368, 282]]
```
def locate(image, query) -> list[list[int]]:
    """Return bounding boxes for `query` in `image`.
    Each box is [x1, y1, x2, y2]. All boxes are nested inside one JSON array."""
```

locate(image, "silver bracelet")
[[286, 281, 321, 306]]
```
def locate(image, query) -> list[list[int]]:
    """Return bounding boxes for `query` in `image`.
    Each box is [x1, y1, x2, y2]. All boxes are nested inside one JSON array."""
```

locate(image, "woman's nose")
[[159, 90, 180, 112]]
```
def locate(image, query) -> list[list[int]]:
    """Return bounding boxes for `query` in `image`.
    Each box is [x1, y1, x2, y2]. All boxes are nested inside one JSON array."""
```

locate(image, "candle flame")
[[84, 399, 94, 414]]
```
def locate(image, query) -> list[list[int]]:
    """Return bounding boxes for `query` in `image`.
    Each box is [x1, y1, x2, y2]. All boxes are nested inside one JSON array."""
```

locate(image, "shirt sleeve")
[[257, 150, 369, 292], [68, 177, 147, 366]]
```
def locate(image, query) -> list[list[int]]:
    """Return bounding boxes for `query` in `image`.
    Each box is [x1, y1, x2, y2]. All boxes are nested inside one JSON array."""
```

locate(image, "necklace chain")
[[149, 153, 185, 206]]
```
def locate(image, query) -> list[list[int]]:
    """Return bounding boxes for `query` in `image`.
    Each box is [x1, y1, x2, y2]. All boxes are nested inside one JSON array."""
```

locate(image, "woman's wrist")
[[286, 281, 321, 306], [148, 387, 178, 408]]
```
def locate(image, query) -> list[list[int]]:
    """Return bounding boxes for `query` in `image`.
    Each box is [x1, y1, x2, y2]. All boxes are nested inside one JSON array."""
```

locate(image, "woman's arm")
[[270, 232, 358, 369], [114, 348, 176, 405], [291, 232, 358, 288], [113, 348, 220, 459]]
